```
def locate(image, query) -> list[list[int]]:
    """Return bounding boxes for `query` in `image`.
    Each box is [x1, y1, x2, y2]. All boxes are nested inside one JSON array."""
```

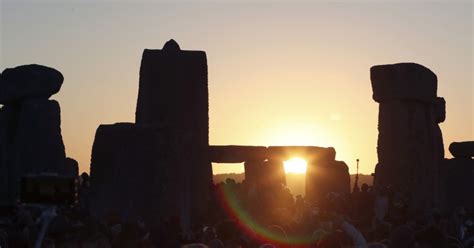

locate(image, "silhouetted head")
[[203, 226, 217, 241], [361, 183, 369, 192], [163, 39, 181, 51], [81, 172, 89, 181], [225, 178, 236, 185]]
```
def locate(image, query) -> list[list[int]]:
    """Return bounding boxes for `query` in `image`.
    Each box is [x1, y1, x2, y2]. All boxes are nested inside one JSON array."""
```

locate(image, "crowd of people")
[[0, 173, 473, 248]]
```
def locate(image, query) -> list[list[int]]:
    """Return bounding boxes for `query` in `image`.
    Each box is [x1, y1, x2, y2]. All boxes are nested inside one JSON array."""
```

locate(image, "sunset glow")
[[1, 2, 471, 176], [283, 158, 307, 174]]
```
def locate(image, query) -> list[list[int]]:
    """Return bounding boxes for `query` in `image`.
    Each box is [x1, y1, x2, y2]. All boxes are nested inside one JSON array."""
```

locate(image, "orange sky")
[[1, 1, 472, 175]]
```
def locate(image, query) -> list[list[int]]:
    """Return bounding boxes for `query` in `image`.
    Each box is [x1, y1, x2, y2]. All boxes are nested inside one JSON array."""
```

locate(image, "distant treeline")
[[213, 173, 373, 197]]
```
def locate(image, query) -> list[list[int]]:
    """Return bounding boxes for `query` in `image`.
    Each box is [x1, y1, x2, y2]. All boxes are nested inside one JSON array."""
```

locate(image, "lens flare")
[[217, 182, 318, 247]]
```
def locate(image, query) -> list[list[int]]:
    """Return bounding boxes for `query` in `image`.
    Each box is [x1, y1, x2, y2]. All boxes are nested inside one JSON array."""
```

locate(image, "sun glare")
[[283, 157, 307, 174]]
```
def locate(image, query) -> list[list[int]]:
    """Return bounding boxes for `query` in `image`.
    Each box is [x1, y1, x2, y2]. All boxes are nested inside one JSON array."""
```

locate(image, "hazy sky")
[[1, 0, 472, 175]]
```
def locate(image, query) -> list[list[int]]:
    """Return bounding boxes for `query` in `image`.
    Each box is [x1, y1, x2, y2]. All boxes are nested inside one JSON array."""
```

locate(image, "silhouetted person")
[[357, 183, 375, 228], [79, 172, 91, 215]]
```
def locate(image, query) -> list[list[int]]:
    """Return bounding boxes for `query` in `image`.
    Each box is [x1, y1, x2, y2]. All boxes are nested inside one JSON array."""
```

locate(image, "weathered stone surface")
[[0, 99, 66, 204], [16, 99, 66, 173], [441, 158, 474, 212], [265, 159, 286, 187], [136, 40, 208, 131], [89, 123, 181, 219], [372, 63, 444, 212], [449, 142, 474, 158], [0, 64, 63, 104], [306, 160, 350, 204], [0, 105, 14, 204], [133, 40, 213, 225], [371, 63, 437, 103], [375, 101, 442, 211]]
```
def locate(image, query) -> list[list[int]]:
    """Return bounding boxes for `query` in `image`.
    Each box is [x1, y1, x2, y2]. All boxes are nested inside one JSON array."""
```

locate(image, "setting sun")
[[283, 157, 307, 174]]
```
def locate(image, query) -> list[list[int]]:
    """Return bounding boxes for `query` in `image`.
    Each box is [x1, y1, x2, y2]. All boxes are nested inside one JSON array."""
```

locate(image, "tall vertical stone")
[[89, 123, 183, 220], [265, 159, 286, 187], [305, 159, 350, 205], [244, 159, 286, 188], [135, 40, 212, 224], [244, 160, 266, 187], [0, 104, 19, 204], [371, 63, 444, 212]]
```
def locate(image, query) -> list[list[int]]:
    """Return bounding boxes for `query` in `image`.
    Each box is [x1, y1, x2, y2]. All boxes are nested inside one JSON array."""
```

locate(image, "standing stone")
[[0, 65, 75, 205], [303, 147, 349, 205], [62, 157, 79, 178], [244, 159, 286, 188], [134, 40, 212, 224], [16, 99, 66, 174], [89, 123, 182, 220], [264, 159, 286, 187], [371, 63, 444, 212], [0, 105, 18, 204], [89, 41, 211, 226], [0, 99, 67, 203], [244, 160, 266, 187], [306, 159, 350, 204]]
